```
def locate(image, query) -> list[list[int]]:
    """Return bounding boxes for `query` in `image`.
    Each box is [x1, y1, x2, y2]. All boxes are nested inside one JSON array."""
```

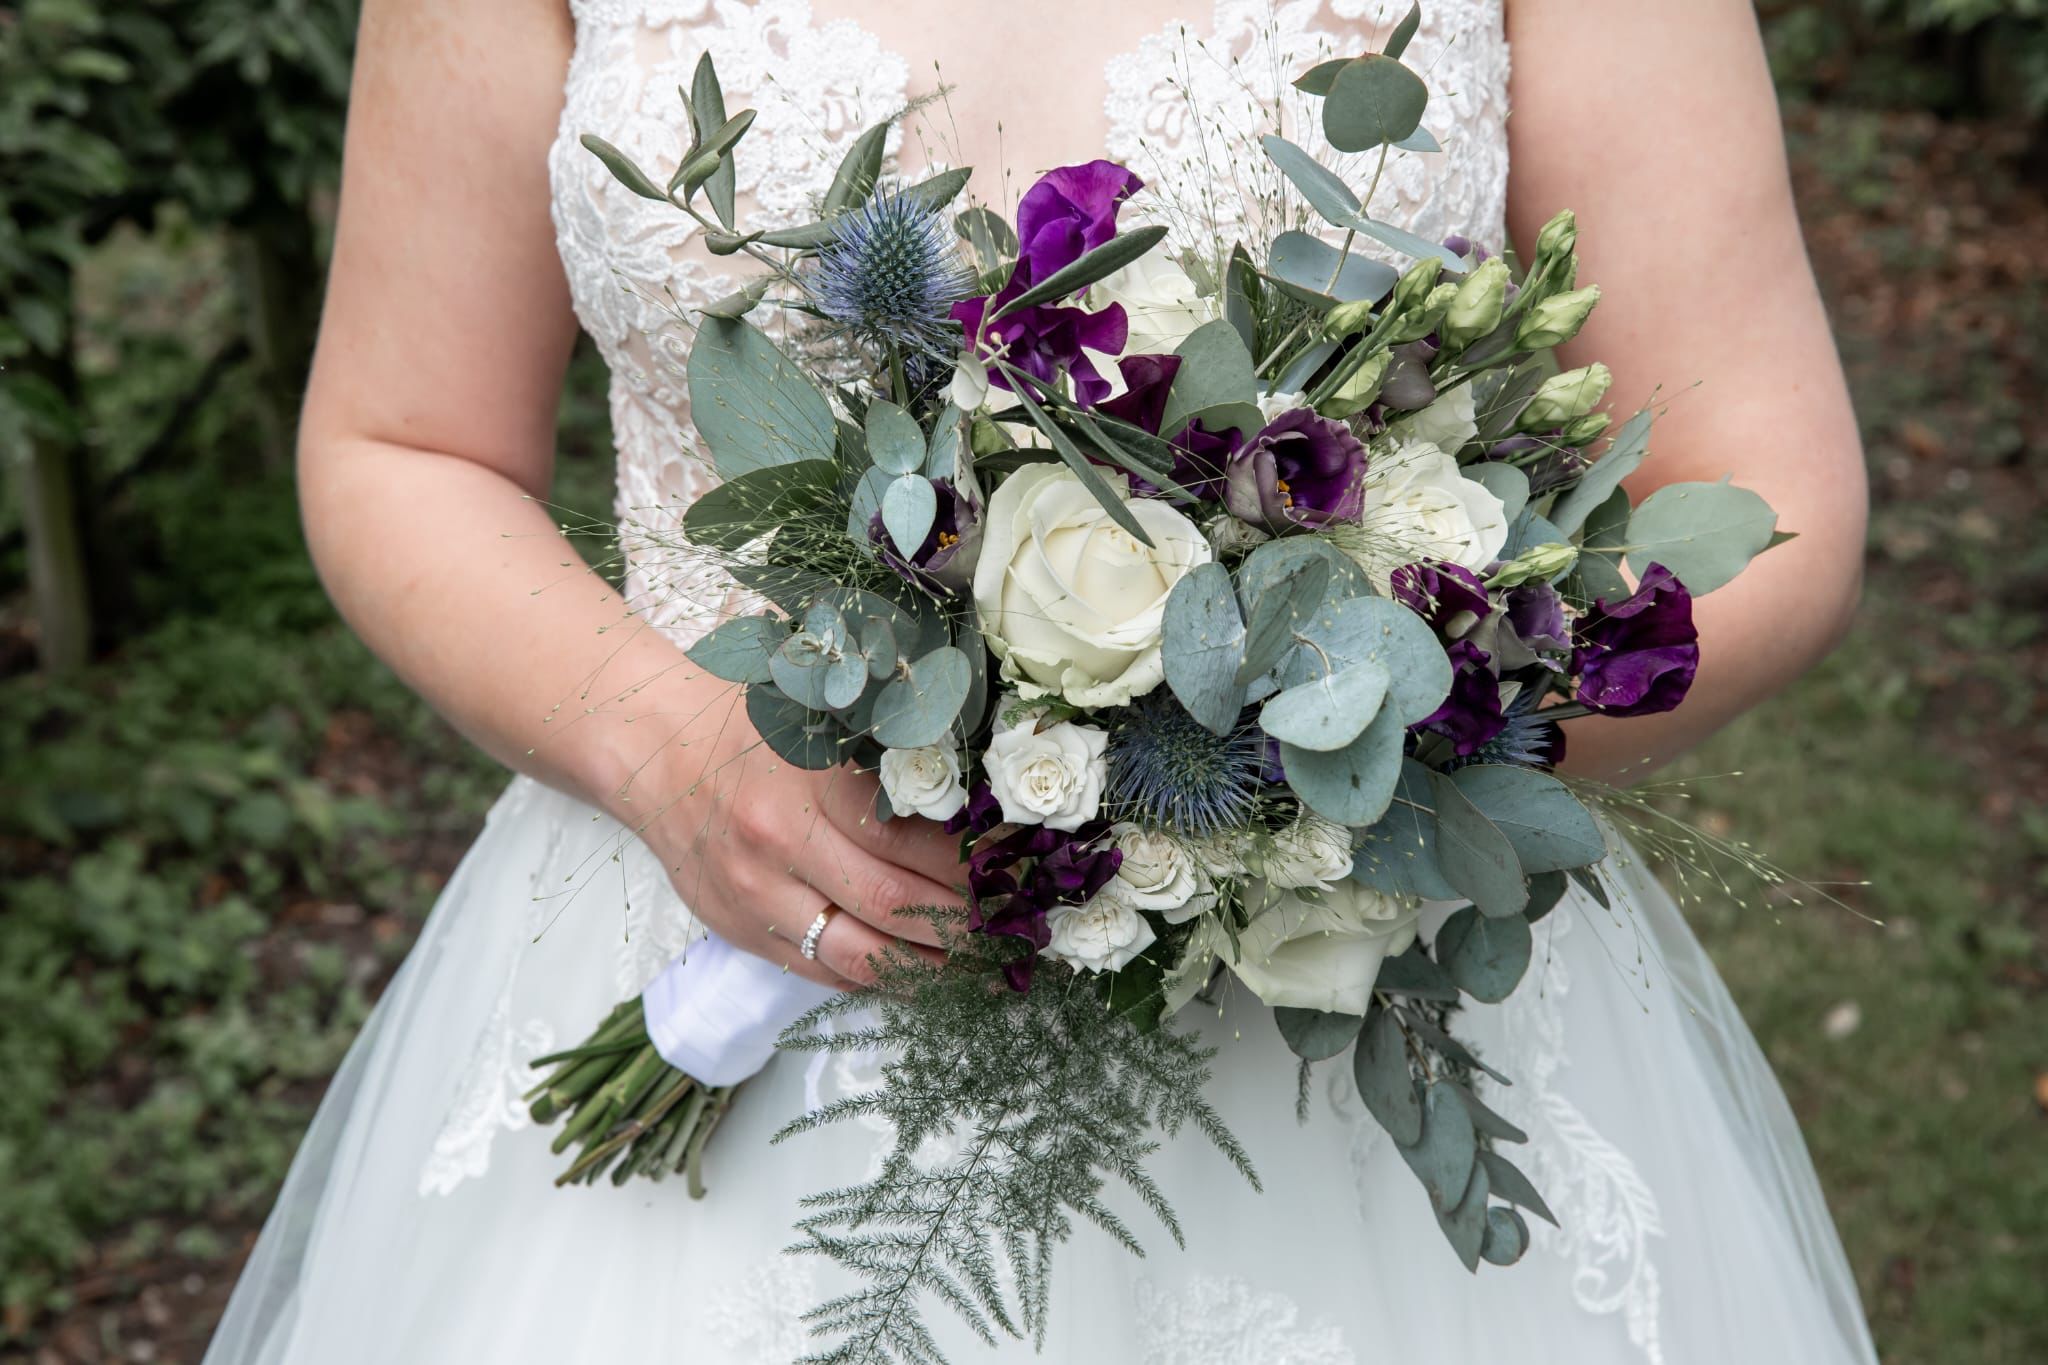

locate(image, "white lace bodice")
[[545, 0, 1511, 639]]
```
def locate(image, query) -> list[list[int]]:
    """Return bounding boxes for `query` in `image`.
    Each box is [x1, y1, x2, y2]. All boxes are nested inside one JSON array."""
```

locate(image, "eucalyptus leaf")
[[1449, 765, 1606, 873], [579, 135, 666, 201], [688, 318, 838, 478], [881, 475, 937, 557], [1292, 58, 1349, 96], [1572, 486, 1634, 602], [1428, 769, 1527, 917], [1280, 706, 1405, 826], [1267, 230, 1398, 305], [863, 399, 927, 476], [1549, 408, 1652, 533], [822, 120, 890, 215], [1478, 1150, 1560, 1227], [1524, 868, 1568, 923], [1224, 244, 1260, 351], [1400, 1082, 1480, 1213], [1435, 1160, 1490, 1272], [1452, 1084, 1529, 1145], [1274, 1008, 1364, 1063], [1348, 214, 1469, 271], [1323, 55, 1429, 152], [1286, 595, 1452, 726], [847, 465, 892, 540], [1353, 761, 1462, 901], [956, 622, 991, 734], [746, 687, 843, 770], [1353, 1007, 1422, 1145], [824, 649, 871, 710], [1372, 943, 1459, 1001], [1567, 863, 1611, 911], [1384, 0, 1422, 59], [770, 629, 840, 711], [1261, 136, 1466, 272], [1239, 554, 1332, 686], [1624, 478, 1780, 595], [1237, 537, 1367, 624], [689, 54, 737, 225], [992, 225, 1170, 318], [871, 647, 971, 748], [1274, 340, 1339, 396], [924, 405, 965, 481], [1260, 660, 1390, 751], [685, 615, 789, 685], [1160, 320, 1259, 438], [1480, 1206, 1530, 1266], [1162, 562, 1250, 736], [1394, 125, 1442, 153], [683, 459, 837, 551], [1467, 461, 1529, 524], [1435, 904, 1533, 1004], [1498, 507, 1567, 563]]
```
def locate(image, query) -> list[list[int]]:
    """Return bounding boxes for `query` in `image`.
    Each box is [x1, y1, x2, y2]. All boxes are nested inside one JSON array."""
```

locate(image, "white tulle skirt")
[[204, 777, 1877, 1365]]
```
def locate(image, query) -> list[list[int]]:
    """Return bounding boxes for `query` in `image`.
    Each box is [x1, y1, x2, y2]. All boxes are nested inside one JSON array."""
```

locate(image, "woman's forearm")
[[299, 434, 716, 815]]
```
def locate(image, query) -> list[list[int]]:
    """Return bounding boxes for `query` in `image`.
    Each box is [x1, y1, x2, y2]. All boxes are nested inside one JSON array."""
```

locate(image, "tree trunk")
[[6, 349, 93, 674], [232, 212, 320, 472]]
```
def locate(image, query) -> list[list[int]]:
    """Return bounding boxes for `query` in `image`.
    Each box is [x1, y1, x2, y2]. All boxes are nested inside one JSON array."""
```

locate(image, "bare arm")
[[301, 0, 964, 983], [1504, 0, 1866, 779]]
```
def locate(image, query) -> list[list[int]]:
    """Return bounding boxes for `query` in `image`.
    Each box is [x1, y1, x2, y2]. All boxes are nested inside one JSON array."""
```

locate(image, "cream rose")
[[877, 742, 968, 822], [1107, 823, 1213, 922], [982, 704, 1109, 832], [1044, 888, 1158, 974], [1388, 384, 1478, 454], [1088, 253, 1220, 359], [1347, 437, 1509, 589], [1259, 815, 1356, 891], [1230, 880, 1423, 1016], [973, 465, 1212, 709]]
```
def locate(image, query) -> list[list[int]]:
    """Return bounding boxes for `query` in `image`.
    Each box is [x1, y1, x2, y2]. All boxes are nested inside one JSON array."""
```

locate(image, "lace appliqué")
[[1104, 0, 1510, 258], [704, 1256, 818, 1359], [1137, 1273, 1358, 1365]]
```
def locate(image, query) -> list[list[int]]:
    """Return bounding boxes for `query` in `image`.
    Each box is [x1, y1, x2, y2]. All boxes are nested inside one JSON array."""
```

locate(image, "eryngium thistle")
[[1106, 692, 1267, 837], [809, 191, 976, 353], [1464, 694, 1567, 770]]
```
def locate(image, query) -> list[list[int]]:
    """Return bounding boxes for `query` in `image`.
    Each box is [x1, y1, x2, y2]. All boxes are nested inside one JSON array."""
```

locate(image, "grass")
[[0, 102, 2043, 1364]]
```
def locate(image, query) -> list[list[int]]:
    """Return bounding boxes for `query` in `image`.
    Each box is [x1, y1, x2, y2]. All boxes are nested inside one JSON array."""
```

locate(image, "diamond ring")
[[799, 907, 836, 962]]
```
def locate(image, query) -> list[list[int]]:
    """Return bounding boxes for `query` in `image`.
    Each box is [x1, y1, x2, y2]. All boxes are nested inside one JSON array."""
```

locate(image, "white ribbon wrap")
[[640, 930, 837, 1087]]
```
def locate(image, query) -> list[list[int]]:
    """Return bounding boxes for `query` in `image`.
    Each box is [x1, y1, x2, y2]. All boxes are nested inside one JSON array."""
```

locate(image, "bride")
[[205, 0, 1878, 1360]]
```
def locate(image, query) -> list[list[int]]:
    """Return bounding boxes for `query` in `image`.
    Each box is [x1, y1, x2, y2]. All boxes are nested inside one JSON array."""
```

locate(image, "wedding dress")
[[204, 3, 1881, 1361]]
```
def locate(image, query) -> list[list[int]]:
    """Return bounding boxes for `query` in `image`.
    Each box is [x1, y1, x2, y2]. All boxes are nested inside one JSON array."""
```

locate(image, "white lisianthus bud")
[[948, 354, 990, 412], [1534, 208, 1577, 263], [1260, 815, 1357, 891], [1441, 257, 1510, 349], [1518, 363, 1613, 431], [1559, 411, 1613, 447], [1324, 298, 1376, 340], [878, 742, 969, 822], [1392, 256, 1445, 315], [1514, 285, 1601, 351], [1107, 823, 1214, 923], [982, 704, 1109, 832], [1044, 885, 1157, 974], [1315, 348, 1390, 420], [1487, 541, 1580, 589]]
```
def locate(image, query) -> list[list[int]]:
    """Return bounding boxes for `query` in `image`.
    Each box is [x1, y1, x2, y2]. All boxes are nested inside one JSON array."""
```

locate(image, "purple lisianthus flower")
[[951, 286, 1128, 406], [1443, 234, 1493, 264], [1015, 160, 1144, 285], [1572, 563, 1699, 716], [1498, 580, 1573, 671], [869, 477, 983, 595], [1223, 409, 1368, 533], [1390, 561, 1492, 637], [1095, 353, 1239, 499], [967, 824, 1122, 990], [1412, 639, 1508, 757]]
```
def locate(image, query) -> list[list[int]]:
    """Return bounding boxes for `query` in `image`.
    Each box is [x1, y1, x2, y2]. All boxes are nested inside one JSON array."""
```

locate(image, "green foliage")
[[1763, 0, 2048, 121]]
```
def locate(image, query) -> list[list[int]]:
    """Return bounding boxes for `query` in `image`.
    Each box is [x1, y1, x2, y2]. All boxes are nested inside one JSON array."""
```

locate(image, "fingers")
[[810, 905, 941, 988], [817, 767, 974, 892], [787, 819, 962, 948]]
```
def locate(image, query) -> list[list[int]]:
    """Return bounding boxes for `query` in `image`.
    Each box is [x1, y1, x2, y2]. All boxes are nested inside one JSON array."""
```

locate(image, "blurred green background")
[[1, 2, 2043, 1360]]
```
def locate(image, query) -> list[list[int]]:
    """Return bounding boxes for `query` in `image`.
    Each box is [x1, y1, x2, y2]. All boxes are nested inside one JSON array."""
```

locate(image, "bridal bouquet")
[[528, 7, 1789, 1359]]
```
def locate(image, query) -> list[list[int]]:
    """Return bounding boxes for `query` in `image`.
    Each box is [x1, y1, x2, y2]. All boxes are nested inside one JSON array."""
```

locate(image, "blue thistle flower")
[[1461, 691, 1567, 770], [1106, 692, 1267, 837], [809, 192, 976, 354]]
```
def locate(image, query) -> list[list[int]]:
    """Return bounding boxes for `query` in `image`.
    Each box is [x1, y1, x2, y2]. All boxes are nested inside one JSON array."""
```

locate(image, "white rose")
[[1349, 437, 1509, 589], [877, 742, 968, 822], [1388, 383, 1478, 453], [1187, 828, 1251, 879], [1230, 880, 1422, 1016], [1044, 887, 1158, 974], [1107, 822, 1213, 922], [973, 465, 1212, 709], [982, 705, 1109, 832], [1259, 815, 1356, 891], [1088, 253, 1220, 359]]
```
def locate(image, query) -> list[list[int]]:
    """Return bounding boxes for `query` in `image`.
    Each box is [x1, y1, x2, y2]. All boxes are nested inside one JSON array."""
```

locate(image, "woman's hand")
[[609, 681, 971, 990]]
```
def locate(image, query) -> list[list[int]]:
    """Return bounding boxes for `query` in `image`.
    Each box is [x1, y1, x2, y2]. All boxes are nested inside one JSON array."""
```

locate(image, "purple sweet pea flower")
[[1223, 409, 1368, 533], [951, 286, 1129, 406], [967, 824, 1123, 991], [1015, 160, 1144, 285], [1390, 561, 1492, 637], [1498, 580, 1573, 670], [943, 780, 1003, 839], [1412, 639, 1508, 757], [1572, 563, 1699, 716], [1095, 353, 1239, 499], [869, 477, 983, 595]]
